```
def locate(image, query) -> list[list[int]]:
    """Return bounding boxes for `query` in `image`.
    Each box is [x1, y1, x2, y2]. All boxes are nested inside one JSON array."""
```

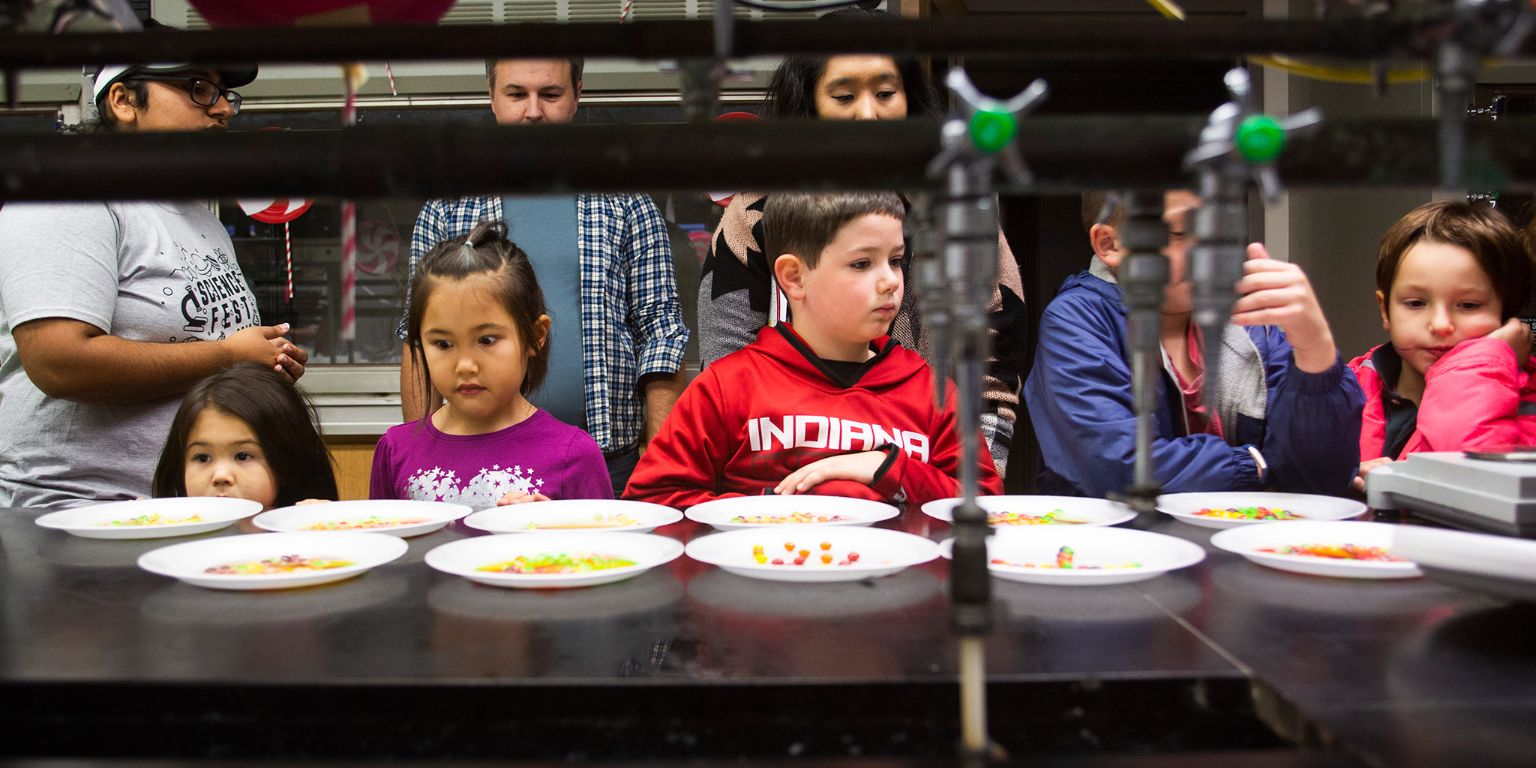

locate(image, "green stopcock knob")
[[968, 108, 1017, 154], [1235, 114, 1286, 163]]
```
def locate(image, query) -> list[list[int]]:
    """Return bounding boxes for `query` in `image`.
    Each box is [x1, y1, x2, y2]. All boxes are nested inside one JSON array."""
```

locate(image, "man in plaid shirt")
[[398, 57, 689, 496]]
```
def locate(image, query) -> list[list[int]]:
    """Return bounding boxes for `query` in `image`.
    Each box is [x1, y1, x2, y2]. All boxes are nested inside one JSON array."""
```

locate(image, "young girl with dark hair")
[[152, 363, 337, 509], [372, 221, 611, 507]]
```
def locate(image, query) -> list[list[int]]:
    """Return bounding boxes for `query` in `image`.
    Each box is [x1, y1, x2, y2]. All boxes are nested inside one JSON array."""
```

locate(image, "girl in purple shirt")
[[371, 221, 611, 507]]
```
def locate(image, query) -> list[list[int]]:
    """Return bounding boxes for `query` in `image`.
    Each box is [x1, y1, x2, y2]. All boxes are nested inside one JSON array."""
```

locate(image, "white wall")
[[1284, 82, 1435, 359], [1262, 0, 1436, 360]]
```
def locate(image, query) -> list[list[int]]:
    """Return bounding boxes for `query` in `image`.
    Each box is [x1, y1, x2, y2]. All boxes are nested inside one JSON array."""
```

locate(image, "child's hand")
[[1351, 456, 1394, 492], [497, 489, 552, 505], [1487, 318, 1534, 363], [775, 451, 887, 495], [296, 498, 330, 505], [1231, 243, 1337, 373]]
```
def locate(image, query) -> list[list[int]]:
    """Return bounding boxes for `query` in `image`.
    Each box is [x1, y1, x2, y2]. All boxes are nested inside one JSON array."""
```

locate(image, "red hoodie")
[[1349, 336, 1536, 460], [625, 324, 1003, 510]]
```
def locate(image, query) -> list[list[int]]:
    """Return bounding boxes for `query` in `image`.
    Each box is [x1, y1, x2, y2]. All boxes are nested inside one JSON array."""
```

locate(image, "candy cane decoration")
[[620, 0, 633, 23], [237, 195, 311, 304], [340, 64, 365, 344], [284, 221, 294, 301], [385, 62, 398, 96]]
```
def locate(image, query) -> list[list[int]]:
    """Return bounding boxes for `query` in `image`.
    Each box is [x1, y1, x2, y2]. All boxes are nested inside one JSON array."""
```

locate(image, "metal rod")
[[958, 636, 987, 756], [0, 16, 1449, 70], [1438, 40, 1474, 188], [927, 67, 1013, 763], [7, 118, 1536, 201], [1117, 191, 1170, 518]]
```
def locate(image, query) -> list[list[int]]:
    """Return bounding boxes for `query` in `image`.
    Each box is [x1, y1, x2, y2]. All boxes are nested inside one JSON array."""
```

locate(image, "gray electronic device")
[[1367, 452, 1536, 537]]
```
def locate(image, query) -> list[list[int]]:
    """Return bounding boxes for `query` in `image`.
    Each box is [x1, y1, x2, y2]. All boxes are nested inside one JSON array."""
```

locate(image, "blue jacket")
[[1024, 268, 1363, 497]]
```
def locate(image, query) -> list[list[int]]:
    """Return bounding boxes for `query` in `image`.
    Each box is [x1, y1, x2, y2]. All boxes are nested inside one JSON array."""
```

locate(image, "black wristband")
[[869, 443, 901, 485]]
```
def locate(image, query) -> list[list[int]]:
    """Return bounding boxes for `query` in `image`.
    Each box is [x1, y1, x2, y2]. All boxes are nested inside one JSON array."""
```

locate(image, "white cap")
[[92, 62, 258, 106]]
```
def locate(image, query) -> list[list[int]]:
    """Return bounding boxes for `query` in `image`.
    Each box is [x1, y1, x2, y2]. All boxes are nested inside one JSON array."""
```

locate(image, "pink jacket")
[[1349, 337, 1536, 461]]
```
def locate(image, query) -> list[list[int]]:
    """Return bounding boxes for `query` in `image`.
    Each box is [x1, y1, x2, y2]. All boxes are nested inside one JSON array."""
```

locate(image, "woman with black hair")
[[697, 8, 1027, 478]]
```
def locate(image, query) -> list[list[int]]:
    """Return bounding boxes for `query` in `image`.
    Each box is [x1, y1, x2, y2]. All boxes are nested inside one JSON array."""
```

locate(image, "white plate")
[[1158, 492, 1367, 529], [424, 532, 683, 589], [684, 527, 938, 583], [1393, 526, 1536, 602], [137, 532, 408, 590], [684, 495, 898, 531], [253, 500, 470, 538], [36, 497, 262, 540], [940, 527, 1205, 586], [1210, 521, 1421, 579], [463, 500, 682, 534], [921, 495, 1134, 528]]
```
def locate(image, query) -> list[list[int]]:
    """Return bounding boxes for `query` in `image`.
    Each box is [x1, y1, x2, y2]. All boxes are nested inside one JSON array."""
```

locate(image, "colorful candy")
[[100, 513, 204, 527], [203, 555, 354, 575], [1258, 544, 1402, 561], [303, 515, 429, 531], [755, 541, 862, 567], [989, 546, 1141, 570], [730, 512, 851, 525], [985, 510, 1084, 526], [527, 513, 639, 530], [1194, 506, 1299, 521], [477, 553, 637, 574]]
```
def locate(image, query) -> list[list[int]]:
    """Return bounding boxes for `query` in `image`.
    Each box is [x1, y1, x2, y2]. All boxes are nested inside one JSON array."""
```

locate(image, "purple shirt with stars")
[[369, 409, 613, 507]]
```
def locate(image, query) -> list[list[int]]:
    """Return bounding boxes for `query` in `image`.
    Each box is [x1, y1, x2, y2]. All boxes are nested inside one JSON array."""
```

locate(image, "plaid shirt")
[[398, 194, 689, 453]]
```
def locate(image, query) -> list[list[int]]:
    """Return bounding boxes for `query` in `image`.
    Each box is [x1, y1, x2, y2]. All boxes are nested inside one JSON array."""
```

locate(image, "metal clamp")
[[1436, 0, 1533, 187], [1183, 67, 1320, 420], [921, 65, 1046, 763]]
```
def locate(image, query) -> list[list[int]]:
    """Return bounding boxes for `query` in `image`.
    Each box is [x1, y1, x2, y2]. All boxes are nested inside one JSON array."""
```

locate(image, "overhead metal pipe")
[[3, 117, 1534, 201], [0, 16, 1446, 70]]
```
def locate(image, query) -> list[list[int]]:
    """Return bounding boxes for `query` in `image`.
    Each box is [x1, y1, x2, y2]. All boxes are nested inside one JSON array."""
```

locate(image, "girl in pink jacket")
[[1349, 200, 1536, 490]]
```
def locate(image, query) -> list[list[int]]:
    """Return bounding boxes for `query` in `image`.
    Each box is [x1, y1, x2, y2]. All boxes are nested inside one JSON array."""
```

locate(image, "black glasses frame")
[[128, 74, 243, 113]]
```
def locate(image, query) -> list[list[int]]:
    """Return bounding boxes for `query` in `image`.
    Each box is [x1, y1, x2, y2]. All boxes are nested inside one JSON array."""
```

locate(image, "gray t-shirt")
[[0, 201, 260, 508]]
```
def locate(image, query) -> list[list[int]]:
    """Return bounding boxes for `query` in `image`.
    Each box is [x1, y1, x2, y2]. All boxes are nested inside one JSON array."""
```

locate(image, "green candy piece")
[[1235, 114, 1286, 163], [968, 109, 1017, 154]]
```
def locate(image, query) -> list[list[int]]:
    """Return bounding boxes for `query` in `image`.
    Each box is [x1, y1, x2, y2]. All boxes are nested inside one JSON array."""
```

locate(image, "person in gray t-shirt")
[[0, 60, 307, 508]]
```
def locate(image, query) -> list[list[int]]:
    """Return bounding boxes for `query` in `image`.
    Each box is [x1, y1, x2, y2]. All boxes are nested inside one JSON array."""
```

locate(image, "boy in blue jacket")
[[1024, 191, 1363, 497]]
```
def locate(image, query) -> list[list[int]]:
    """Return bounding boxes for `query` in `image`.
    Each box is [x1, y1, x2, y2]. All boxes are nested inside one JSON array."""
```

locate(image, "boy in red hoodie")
[[1350, 200, 1536, 490], [625, 191, 1003, 510]]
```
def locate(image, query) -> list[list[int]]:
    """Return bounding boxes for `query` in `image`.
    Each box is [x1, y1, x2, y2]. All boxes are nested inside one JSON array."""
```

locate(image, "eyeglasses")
[[129, 75, 243, 114]]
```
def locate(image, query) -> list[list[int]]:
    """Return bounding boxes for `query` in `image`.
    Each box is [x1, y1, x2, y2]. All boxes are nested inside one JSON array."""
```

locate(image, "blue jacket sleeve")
[[1025, 289, 1261, 497], [1252, 328, 1364, 495]]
